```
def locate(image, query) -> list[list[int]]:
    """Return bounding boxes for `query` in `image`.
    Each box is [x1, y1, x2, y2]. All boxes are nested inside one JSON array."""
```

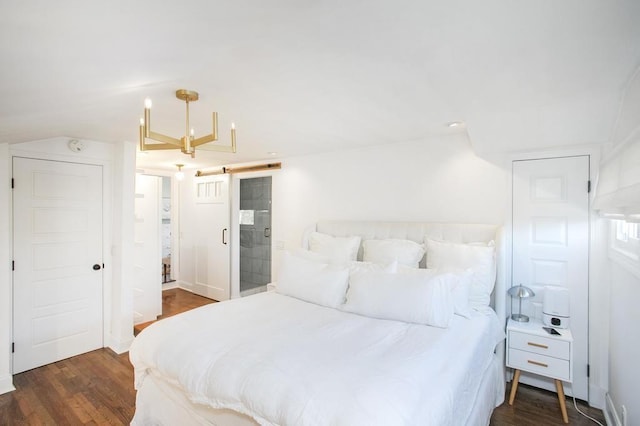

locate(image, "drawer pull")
[[527, 360, 548, 368], [527, 342, 548, 349]]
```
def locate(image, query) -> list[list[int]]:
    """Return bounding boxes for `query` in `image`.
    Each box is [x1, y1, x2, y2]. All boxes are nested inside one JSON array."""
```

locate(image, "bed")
[[129, 221, 507, 425]]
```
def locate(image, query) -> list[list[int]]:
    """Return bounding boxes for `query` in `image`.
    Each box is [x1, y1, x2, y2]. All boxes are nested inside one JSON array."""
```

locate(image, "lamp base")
[[511, 313, 530, 322]]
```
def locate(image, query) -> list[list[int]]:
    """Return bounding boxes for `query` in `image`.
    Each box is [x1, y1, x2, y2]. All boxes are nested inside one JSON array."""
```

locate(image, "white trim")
[[605, 392, 623, 426], [107, 336, 134, 355], [0, 374, 15, 395]]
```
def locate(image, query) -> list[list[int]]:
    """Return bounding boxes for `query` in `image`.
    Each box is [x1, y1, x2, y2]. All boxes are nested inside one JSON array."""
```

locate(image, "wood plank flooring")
[[492, 383, 605, 425], [133, 287, 217, 335], [1, 288, 605, 425]]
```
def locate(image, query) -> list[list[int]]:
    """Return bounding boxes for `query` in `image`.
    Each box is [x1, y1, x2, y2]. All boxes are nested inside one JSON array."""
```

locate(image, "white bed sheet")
[[130, 291, 504, 426]]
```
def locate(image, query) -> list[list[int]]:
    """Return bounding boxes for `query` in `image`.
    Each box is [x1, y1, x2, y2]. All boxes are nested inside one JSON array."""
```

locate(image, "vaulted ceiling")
[[1, 0, 639, 170]]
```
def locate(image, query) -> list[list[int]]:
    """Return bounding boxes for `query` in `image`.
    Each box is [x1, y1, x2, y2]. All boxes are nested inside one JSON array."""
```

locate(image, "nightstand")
[[506, 318, 573, 424]]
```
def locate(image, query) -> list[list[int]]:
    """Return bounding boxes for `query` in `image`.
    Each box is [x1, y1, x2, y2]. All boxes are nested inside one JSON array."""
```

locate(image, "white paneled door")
[[133, 174, 162, 324], [512, 156, 589, 400], [13, 157, 103, 374]]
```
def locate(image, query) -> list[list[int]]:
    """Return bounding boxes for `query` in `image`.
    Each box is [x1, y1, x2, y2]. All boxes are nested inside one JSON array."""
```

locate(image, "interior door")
[[133, 174, 162, 324], [512, 156, 589, 400], [13, 157, 103, 373], [193, 174, 230, 301]]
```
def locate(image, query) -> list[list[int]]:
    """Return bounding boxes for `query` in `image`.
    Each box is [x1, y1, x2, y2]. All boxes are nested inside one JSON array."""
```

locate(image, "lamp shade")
[[508, 285, 535, 299]]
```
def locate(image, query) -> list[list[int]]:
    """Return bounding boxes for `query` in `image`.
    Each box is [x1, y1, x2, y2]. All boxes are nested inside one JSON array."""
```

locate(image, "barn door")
[[192, 174, 230, 301], [13, 157, 103, 373]]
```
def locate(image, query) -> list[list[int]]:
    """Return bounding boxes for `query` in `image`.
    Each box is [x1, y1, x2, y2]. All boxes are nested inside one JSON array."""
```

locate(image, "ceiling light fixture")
[[447, 121, 464, 128], [175, 164, 185, 181], [139, 89, 237, 158]]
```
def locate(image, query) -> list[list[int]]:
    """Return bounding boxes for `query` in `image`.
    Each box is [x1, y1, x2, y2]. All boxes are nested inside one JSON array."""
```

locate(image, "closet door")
[[512, 156, 589, 400], [13, 157, 103, 373]]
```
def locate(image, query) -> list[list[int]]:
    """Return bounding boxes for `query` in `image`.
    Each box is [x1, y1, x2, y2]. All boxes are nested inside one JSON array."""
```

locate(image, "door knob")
[[93, 264, 101, 271]]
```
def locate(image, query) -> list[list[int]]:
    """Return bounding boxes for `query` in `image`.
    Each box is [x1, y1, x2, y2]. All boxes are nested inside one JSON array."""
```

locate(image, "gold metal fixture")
[[195, 162, 282, 177], [139, 89, 237, 158]]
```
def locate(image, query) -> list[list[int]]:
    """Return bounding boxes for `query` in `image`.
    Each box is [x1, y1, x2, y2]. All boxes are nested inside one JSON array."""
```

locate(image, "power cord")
[[573, 396, 604, 426]]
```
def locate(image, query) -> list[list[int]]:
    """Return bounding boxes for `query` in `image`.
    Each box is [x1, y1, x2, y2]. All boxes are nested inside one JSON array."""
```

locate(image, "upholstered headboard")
[[302, 220, 507, 328]]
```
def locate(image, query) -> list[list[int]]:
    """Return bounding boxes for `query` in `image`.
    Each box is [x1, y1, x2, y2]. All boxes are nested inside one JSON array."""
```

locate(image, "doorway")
[[161, 176, 175, 284], [239, 176, 272, 296]]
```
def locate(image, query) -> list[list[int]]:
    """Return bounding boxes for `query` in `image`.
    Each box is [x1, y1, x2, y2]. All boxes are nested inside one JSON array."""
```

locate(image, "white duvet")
[[129, 291, 504, 426]]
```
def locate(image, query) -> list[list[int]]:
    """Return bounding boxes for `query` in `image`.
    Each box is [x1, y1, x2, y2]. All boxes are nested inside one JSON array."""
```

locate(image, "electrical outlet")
[[622, 405, 627, 426]]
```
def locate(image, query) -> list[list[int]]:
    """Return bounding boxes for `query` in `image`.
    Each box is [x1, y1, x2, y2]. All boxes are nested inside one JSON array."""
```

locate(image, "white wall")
[[270, 133, 508, 275], [601, 66, 640, 425], [608, 263, 640, 423], [0, 137, 136, 394]]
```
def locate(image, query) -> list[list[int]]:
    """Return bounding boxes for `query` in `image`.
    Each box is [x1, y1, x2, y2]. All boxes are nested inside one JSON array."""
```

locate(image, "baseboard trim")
[[605, 393, 622, 426], [162, 281, 179, 290], [0, 374, 15, 395], [107, 337, 134, 355]]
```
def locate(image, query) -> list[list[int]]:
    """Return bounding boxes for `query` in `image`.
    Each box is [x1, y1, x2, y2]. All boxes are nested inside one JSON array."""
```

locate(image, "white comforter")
[[129, 291, 504, 426]]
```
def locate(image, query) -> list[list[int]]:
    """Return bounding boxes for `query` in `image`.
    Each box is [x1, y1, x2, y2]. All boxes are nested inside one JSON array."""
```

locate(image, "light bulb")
[[139, 117, 144, 126], [144, 98, 152, 109], [190, 128, 195, 137], [175, 164, 185, 181], [231, 122, 236, 130]]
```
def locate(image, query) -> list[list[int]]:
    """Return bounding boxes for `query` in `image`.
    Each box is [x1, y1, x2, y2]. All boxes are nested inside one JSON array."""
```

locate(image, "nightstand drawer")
[[508, 348, 571, 381], [509, 330, 570, 360]]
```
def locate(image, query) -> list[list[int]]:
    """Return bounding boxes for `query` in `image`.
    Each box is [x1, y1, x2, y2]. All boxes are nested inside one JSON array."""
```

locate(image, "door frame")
[[230, 170, 277, 299], [8, 151, 114, 374], [505, 146, 608, 407]]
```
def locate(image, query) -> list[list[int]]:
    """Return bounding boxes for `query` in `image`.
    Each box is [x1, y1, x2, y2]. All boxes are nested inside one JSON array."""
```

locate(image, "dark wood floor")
[[492, 383, 605, 425], [133, 287, 217, 335], [0, 288, 605, 425]]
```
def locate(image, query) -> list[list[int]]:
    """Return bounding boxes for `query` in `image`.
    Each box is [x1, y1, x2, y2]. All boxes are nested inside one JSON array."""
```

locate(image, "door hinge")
[[11, 260, 14, 271], [587, 364, 590, 377], [11, 178, 14, 189], [587, 180, 591, 193], [11, 342, 14, 353]]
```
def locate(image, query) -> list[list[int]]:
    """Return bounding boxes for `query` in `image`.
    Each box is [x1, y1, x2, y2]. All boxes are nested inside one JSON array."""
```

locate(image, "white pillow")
[[426, 239, 496, 309], [342, 270, 454, 328], [362, 239, 425, 268], [348, 260, 398, 275], [395, 267, 472, 319], [308, 232, 361, 263], [276, 251, 349, 308]]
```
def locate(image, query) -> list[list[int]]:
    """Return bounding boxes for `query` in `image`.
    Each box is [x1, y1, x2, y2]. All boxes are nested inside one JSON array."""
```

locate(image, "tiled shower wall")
[[239, 177, 272, 292]]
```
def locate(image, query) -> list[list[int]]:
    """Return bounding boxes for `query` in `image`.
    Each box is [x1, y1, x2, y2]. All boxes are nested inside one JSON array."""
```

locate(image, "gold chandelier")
[[139, 89, 237, 158]]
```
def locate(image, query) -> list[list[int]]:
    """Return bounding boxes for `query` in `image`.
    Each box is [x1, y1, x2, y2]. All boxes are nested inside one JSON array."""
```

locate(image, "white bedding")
[[130, 291, 504, 426]]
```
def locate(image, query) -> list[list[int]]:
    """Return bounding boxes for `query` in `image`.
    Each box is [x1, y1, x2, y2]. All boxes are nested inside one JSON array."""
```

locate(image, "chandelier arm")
[[141, 143, 185, 150], [196, 144, 236, 153], [146, 131, 182, 146]]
